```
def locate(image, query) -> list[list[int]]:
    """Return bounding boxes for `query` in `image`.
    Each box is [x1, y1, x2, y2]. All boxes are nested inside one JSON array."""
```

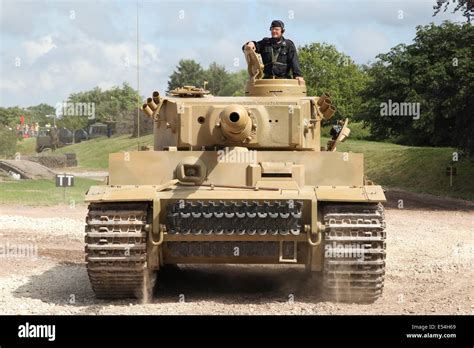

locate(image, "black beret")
[[270, 20, 285, 29]]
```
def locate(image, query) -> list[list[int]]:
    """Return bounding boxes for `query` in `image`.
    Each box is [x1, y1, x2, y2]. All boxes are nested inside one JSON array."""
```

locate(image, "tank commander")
[[242, 20, 304, 82]]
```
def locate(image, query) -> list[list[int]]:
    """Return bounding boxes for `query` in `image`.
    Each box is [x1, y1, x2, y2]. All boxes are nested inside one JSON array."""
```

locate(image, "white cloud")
[[340, 27, 392, 64], [205, 38, 241, 69], [68, 59, 102, 84], [101, 42, 136, 68], [1, 0, 467, 107], [22, 35, 57, 64], [0, 78, 27, 93], [142, 43, 161, 72], [39, 71, 54, 90]]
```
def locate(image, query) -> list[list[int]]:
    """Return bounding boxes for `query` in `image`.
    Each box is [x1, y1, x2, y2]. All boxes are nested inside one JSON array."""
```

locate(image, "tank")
[[84, 47, 387, 303]]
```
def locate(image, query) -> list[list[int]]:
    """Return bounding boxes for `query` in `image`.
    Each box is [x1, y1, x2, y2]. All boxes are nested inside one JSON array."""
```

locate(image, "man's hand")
[[246, 42, 256, 50], [295, 76, 304, 84]]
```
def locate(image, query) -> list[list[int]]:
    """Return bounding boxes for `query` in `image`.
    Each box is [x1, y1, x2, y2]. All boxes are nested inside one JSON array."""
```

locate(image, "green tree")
[[67, 83, 139, 124], [0, 107, 26, 127], [220, 70, 248, 96], [359, 22, 474, 154], [298, 43, 369, 120], [167, 60, 206, 91], [167, 60, 247, 96], [26, 103, 55, 125], [433, 0, 473, 22], [204, 62, 227, 95]]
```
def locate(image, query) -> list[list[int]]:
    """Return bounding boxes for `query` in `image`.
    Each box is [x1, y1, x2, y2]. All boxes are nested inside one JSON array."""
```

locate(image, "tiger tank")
[[84, 46, 387, 303]]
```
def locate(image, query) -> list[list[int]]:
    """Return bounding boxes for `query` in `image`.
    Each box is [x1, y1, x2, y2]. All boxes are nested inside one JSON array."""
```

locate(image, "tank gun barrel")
[[218, 104, 253, 143]]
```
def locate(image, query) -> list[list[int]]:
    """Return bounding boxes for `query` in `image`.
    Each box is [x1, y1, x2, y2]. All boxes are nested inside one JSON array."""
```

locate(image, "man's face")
[[271, 27, 282, 39]]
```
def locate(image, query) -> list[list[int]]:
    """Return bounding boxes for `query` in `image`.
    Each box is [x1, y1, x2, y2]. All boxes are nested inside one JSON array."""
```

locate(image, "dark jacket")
[[242, 37, 303, 79]]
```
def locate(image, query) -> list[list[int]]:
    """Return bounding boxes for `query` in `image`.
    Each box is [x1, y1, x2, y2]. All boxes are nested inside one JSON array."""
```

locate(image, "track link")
[[85, 202, 151, 299], [323, 203, 386, 303]]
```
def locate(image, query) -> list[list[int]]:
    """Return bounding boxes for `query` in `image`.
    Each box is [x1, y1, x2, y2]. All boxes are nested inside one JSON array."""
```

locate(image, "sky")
[[0, 0, 465, 107]]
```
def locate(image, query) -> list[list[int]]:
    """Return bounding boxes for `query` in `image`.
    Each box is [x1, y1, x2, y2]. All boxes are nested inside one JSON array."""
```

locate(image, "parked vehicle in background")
[[74, 129, 89, 143], [88, 123, 110, 139], [58, 127, 74, 144], [36, 127, 60, 152]]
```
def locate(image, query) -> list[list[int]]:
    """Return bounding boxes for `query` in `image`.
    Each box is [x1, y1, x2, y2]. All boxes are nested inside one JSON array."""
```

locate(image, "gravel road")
[[0, 190, 472, 315]]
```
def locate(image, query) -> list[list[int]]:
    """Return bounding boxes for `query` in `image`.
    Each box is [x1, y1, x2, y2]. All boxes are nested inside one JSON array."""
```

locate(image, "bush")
[[322, 121, 372, 140], [0, 127, 17, 158]]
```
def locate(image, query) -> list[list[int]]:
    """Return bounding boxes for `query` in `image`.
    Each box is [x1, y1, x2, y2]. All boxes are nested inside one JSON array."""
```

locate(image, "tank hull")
[[84, 149, 386, 302]]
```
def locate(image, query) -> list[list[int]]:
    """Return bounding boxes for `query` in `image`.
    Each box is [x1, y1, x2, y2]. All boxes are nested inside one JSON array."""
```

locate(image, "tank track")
[[166, 200, 303, 235], [85, 202, 151, 299], [323, 203, 386, 303]]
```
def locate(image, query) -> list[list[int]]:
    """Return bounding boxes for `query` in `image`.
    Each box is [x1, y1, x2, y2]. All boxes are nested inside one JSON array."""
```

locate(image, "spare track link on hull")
[[85, 202, 150, 299], [323, 203, 386, 303], [166, 200, 303, 236]]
